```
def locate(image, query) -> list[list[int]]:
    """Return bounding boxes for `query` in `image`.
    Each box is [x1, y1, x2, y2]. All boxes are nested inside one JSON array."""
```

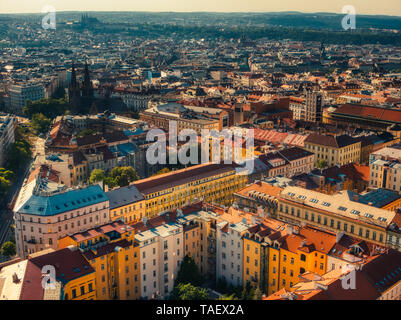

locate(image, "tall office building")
[[9, 83, 44, 114], [304, 90, 322, 123]]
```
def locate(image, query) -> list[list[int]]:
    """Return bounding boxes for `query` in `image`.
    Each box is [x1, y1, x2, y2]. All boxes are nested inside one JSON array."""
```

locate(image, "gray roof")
[[106, 185, 144, 209]]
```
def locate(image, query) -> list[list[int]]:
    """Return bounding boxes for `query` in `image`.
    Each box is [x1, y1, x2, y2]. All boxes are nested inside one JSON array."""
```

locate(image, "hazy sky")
[[1, 0, 401, 16]]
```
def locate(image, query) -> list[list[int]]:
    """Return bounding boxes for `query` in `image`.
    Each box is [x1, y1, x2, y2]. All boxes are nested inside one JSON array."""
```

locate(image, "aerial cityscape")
[[2, 1, 401, 304]]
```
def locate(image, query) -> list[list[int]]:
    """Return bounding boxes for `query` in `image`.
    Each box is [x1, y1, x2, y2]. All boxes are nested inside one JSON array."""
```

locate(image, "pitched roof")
[[133, 163, 239, 194], [19, 248, 94, 300], [305, 133, 359, 148], [106, 185, 144, 209]]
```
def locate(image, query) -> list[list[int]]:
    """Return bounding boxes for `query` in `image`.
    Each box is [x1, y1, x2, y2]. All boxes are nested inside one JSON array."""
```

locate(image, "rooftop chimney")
[[336, 232, 344, 243]]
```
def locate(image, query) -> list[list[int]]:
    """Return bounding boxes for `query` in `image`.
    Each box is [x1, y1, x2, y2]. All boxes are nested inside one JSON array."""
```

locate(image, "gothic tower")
[[68, 63, 81, 115]]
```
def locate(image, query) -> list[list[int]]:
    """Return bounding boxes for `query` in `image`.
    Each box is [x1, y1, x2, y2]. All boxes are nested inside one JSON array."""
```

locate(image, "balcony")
[[79, 239, 109, 252]]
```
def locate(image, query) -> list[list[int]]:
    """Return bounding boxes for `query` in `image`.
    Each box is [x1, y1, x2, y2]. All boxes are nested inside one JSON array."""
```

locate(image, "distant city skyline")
[[1, 0, 401, 16]]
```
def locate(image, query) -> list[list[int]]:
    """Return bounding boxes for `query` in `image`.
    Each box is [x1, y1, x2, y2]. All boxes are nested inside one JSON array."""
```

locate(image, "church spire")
[[82, 61, 93, 97]]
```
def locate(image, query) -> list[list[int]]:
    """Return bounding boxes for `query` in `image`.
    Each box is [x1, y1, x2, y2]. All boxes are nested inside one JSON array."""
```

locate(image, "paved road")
[[0, 157, 33, 261]]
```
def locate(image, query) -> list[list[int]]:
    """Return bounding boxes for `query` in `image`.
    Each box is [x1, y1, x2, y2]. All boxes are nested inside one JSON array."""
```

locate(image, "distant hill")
[[2, 11, 401, 30], [2, 11, 401, 45], [50, 12, 401, 30]]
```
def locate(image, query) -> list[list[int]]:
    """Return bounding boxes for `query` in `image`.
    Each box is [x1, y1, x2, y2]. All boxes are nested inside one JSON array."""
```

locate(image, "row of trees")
[[0, 126, 32, 198], [23, 98, 69, 119], [22, 98, 70, 135], [169, 255, 208, 300], [168, 255, 264, 300], [0, 168, 14, 199], [214, 277, 262, 300], [0, 125, 31, 260], [89, 166, 139, 188]]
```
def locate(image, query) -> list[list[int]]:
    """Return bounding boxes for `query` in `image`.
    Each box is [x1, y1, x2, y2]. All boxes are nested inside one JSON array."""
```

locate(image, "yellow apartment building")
[[242, 217, 337, 296], [174, 205, 219, 280], [182, 219, 201, 267], [58, 221, 140, 300], [133, 162, 248, 218], [304, 133, 361, 167], [267, 226, 335, 295], [276, 186, 397, 247], [106, 185, 146, 224], [194, 209, 218, 280]]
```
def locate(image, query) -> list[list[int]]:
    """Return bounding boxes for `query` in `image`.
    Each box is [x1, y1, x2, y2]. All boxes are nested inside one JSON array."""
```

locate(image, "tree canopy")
[[316, 159, 328, 169], [89, 169, 106, 184], [1, 241, 16, 257], [170, 283, 209, 300], [109, 166, 139, 187], [23, 98, 69, 119], [152, 167, 170, 176], [175, 255, 204, 287], [31, 113, 52, 135], [6, 140, 32, 172], [89, 166, 139, 188]]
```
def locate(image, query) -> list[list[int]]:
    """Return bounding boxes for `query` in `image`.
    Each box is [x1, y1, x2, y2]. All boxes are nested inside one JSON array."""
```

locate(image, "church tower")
[[68, 63, 81, 115], [82, 61, 94, 98]]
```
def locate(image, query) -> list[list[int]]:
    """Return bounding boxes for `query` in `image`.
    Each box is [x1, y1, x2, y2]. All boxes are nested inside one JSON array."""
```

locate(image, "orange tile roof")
[[279, 226, 337, 254], [235, 181, 283, 198]]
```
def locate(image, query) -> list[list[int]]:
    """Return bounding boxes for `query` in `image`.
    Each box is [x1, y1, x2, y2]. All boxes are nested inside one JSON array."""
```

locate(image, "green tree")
[[89, 169, 106, 184], [110, 166, 139, 187], [316, 159, 328, 169], [23, 98, 69, 119], [241, 281, 253, 300], [6, 140, 32, 172], [0, 175, 12, 197], [175, 255, 203, 287], [170, 283, 209, 300], [252, 287, 263, 300], [104, 176, 118, 189], [31, 113, 51, 134], [152, 167, 170, 176], [0, 168, 14, 181], [1, 241, 16, 258], [217, 293, 239, 300]]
